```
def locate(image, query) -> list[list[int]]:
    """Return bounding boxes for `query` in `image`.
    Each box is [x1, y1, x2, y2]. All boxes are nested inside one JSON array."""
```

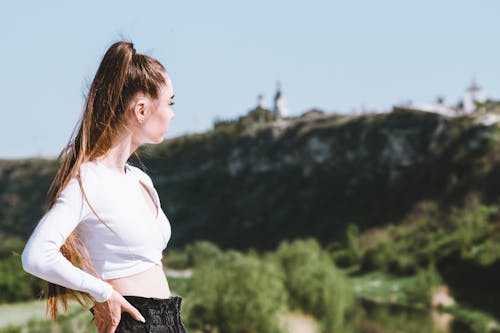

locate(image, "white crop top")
[[21, 160, 172, 302]]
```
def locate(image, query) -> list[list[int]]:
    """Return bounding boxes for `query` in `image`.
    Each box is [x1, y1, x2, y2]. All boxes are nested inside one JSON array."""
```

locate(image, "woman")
[[21, 40, 187, 333]]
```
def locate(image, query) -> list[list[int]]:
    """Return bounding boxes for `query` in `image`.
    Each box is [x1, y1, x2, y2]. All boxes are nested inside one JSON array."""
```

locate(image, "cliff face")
[[2, 110, 500, 249], [139, 109, 500, 249]]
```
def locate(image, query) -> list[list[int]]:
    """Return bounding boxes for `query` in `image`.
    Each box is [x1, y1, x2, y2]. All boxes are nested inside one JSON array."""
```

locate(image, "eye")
[[169, 102, 175, 106]]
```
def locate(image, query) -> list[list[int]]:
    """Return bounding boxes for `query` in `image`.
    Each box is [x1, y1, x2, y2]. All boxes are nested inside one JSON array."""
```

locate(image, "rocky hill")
[[2, 107, 500, 250]]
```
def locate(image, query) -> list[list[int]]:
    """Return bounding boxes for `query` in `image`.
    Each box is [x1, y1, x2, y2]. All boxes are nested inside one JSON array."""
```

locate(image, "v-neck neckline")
[[137, 179, 160, 221]]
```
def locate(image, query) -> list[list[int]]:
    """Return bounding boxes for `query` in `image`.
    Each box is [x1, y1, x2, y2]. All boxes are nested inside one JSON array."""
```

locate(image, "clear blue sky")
[[1, 0, 499, 159]]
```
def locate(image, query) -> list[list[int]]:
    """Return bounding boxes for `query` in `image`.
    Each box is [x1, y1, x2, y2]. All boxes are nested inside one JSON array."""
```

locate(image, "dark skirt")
[[90, 295, 188, 333]]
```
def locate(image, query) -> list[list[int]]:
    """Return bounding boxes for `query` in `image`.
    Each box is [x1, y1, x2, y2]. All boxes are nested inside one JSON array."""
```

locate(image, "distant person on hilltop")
[[21, 40, 188, 333]]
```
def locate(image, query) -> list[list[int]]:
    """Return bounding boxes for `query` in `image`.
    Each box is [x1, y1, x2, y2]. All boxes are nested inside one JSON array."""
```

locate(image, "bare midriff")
[[104, 263, 172, 298]]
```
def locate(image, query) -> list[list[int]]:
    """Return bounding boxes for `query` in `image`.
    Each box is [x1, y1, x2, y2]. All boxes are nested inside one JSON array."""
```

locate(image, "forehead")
[[161, 74, 174, 97]]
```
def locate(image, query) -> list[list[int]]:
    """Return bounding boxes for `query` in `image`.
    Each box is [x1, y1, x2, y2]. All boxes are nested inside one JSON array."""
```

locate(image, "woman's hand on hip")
[[92, 290, 146, 333]]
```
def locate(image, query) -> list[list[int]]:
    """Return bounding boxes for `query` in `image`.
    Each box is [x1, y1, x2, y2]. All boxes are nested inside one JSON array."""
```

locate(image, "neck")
[[95, 131, 141, 174]]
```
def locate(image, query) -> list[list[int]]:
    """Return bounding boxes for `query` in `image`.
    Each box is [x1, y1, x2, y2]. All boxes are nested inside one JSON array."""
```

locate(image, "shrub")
[[184, 250, 287, 333], [185, 240, 223, 267], [387, 254, 418, 276], [331, 225, 364, 268], [271, 238, 355, 332], [405, 262, 443, 307], [0, 254, 42, 302], [360, 240, 396, 273], [164, 247, 189, 269]]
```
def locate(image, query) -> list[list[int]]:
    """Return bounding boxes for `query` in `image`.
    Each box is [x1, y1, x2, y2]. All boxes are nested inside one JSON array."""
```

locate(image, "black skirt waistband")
[[90, 295, 187, 332], [89, 295, 182, 310], [122, 295, 182, 314]]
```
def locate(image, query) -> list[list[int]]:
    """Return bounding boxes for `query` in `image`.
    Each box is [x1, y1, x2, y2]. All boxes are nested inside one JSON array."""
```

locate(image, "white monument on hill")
[[463, 79, 486, 113], [273, 81, 289, 118]]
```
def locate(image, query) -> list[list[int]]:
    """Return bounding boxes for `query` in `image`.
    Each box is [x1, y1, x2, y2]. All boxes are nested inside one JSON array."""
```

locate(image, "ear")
[[131, 98, 148, 124]]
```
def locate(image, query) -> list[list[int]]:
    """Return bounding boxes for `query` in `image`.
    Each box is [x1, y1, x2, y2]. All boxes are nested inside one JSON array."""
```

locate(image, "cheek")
[[144, 114, 163, 134], [162, 110, 172, 125], [152, 111, 170, 133]]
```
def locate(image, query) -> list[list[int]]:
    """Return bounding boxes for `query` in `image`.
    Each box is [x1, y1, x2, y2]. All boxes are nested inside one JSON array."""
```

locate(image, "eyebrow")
[[170, 94, 175, 100]]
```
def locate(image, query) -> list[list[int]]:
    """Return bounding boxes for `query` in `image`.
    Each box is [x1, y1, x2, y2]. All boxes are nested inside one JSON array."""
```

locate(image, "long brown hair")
[[44, 40, 167, 320]]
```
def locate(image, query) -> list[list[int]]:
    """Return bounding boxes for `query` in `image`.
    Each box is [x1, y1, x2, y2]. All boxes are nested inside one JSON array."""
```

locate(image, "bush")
[[164, 247, 189, 269], [0, 253, 43, 302], [271, 238, 355, 332], [387, 254, 418, 276], [330, 224, 364, 268], [185, 240, 223, 267], [405, 262, 443, 307], [360, 240, 395, 273], [184, 250, 287, 333]]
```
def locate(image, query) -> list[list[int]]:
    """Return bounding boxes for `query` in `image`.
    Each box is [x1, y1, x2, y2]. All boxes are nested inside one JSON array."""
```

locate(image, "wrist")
[[94, 282, 114, 302]]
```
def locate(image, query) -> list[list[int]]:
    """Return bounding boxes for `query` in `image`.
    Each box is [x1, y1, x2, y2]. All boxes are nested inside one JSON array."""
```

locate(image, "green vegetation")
[[2, 236, 499, 333], [185, 249, 287, 333], [269, 238, 355, 332], [350, 200, 499, 285], [351, 268, 441, 309], [442, 304, 500, 333], [0, 254, 40, 302], [336, 200, 500, 332], [1, 239, 354, 333], [182, 239, 355, 333]]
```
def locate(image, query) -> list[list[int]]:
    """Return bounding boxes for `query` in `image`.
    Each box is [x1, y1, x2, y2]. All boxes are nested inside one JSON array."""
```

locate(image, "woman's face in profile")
[[138, 73, 175, 144]]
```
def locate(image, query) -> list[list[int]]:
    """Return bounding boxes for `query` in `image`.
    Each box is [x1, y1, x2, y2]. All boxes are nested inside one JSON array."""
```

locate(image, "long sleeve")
[[21, 176, 114, 302]]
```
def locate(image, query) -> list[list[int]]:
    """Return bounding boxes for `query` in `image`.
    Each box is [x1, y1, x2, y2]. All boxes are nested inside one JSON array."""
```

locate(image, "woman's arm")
[[21, 176, 114, 302]]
